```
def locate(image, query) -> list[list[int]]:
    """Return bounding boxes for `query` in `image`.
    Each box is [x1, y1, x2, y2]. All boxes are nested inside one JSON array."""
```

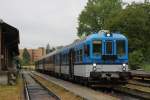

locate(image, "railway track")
[[34, 71, 149, 100], [113, 84, 150, 100], [82, 70, 150, 99], [23, 70, 149, 100], [32, 71, 119, 100], [130, 70, 150, 82], [112, 72, 150, 100], [22, 71, 60, 100], [128, 80, 150, 87], [26, 70, 150, 100]]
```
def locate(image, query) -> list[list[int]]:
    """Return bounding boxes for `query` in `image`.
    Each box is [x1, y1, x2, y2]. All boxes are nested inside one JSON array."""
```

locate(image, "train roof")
[[85, 32, 127, 41], [37, 31, 127, 61]]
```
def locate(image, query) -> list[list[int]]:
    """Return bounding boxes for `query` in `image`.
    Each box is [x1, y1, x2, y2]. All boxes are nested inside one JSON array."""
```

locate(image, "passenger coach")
[[35, 30, 130, 85]]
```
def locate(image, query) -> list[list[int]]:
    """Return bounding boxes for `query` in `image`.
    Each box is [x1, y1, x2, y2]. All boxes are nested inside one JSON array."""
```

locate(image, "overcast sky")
[[0, 0, 144, 49]]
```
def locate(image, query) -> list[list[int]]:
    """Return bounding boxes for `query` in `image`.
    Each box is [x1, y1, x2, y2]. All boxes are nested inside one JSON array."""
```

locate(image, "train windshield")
[[93, 40, 102, 56], [106, 41, 112, 54], [116, 40, 126, 57]]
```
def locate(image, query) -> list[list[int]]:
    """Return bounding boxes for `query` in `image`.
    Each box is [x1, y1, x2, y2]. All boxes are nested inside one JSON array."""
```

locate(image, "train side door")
[[69, 49, 75, 78]]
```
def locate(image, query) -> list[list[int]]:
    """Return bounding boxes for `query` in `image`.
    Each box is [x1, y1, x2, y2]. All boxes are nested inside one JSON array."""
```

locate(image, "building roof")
[[0, 19, 20, 55]]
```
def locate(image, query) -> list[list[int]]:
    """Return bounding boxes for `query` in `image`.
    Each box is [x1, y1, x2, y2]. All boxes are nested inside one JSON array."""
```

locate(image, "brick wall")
[[19, 47, 46, 63]]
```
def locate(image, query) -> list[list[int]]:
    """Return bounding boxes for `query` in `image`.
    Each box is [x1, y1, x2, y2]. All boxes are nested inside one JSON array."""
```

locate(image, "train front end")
[[85, 31, 130, 83]]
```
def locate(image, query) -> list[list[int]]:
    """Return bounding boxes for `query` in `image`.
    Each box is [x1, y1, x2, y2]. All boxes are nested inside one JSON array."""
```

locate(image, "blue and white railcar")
[[73, 31, 129, 81], [35, 30, 129, 84]]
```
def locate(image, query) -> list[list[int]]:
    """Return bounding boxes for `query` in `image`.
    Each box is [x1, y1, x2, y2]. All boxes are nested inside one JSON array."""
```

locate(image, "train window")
[[61, 54, 65, 64], [77, 50, 80, 62], [53, 56, 55, 65], [63, 54, 66, 64], [55, 56, 57, 64], [63, 54, 65, 64], [76, 51, 79, 63], [66, 53, 68, 64], [65, 54, 67, 64], [93, 40, 102, 56], [62, 54, 64, 64], [84, 44, 90, 57], [106, 41, 112, 54], [79, 49, 82, 62], [75, 49, 82, 63], [116, 40, 125, 57], [56, 55, 59, 65], [75, 51, 77, 62]]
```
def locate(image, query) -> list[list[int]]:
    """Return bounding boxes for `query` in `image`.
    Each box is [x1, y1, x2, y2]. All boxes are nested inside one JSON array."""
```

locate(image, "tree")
[[46, 43, 51, 54], [129, 50, 144, 70], [105, 3, 150, 69], [78, 1, 150, 69], [22, 48, 31, 65], [51, 47, 56, 52], [77, 0, 122, 37]]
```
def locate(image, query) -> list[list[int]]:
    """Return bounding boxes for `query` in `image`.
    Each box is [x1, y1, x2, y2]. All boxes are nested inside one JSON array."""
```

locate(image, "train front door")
[[105, 41, 113, 55], [102, 40, 117, 61], [69, 49, 75, 78]]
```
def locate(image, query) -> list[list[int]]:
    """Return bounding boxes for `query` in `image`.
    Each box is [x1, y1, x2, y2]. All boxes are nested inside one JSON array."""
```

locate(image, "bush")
[[129, 50, 144, 70]]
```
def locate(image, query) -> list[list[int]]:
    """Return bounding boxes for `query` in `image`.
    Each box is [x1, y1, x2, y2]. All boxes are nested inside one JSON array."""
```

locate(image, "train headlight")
[[106, 33, 110, 37], [122, 63, 126, 67], [122, 63, 126, 71], [93, 63, 97, 71], [93, 63, 96, 67]]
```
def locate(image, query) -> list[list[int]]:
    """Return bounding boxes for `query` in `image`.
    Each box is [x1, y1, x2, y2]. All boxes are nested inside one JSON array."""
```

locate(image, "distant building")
[[19, 47, 46, 63]]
